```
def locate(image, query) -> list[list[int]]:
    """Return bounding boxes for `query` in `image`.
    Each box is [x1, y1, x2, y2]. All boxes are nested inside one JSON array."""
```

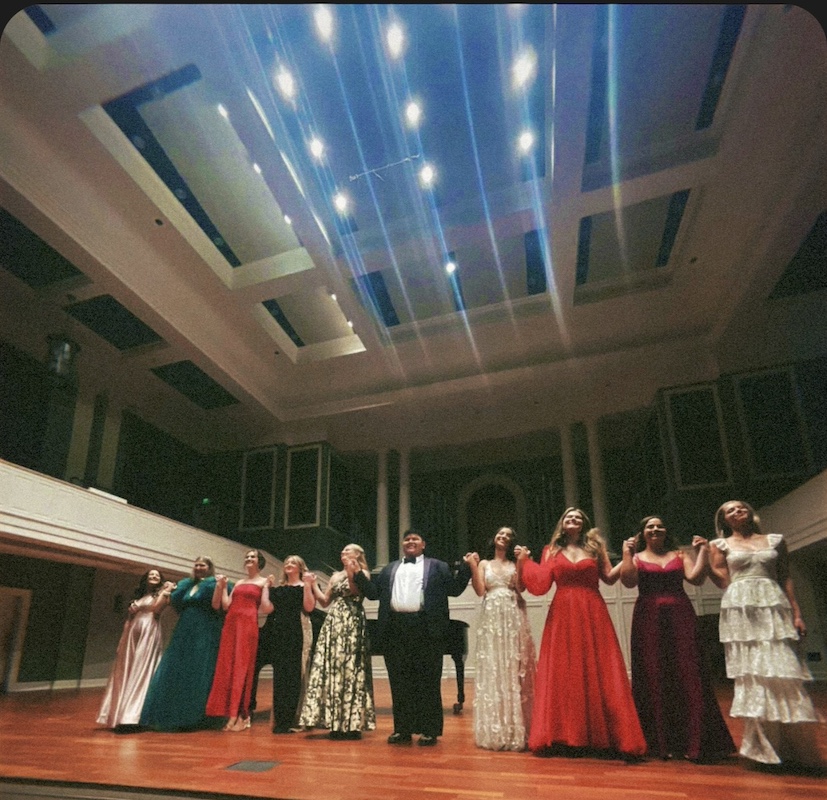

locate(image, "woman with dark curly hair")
[[620, 515, 734, 762], [97, 568, 173, 730], [465, 527, 535, 751]]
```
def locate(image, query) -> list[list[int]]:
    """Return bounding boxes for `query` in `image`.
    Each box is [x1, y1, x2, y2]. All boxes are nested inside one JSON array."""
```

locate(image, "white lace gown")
[[713, 533, 820, 764], [473, 561, 536, 751]]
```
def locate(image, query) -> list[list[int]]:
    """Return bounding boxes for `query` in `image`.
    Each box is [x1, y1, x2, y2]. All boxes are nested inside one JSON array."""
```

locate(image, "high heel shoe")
[[222, 717, 237, 732]]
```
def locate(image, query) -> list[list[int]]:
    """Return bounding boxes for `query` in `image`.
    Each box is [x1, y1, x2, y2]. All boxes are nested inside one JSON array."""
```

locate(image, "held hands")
[[344, 558, 360, 577], [513, 545, 530, 563], [265, 573, 276, 588], [691, 535, 709, 550], [623, 537, 637, 556], [303, 571, 317, 586], [215, 574, 228, 587], [463, 552, 480, 568]]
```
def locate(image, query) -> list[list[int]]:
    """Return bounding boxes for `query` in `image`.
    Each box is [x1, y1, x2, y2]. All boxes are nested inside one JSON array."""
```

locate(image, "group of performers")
[[96, 499, 822, 770]]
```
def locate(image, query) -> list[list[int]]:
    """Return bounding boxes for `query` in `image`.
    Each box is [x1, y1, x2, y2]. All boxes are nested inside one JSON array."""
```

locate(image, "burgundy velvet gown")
[[630, 555, 735, 760], [522, 548, 646, 757]]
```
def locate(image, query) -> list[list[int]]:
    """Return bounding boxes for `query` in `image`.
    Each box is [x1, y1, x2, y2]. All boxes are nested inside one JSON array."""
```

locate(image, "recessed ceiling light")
[[512, 49, 537, 91], [445, 260, 457, 274], [419, 163, 436, 188], [314, 5, 334, 42], [217, 104, 229, 119], [518, 129, 535, 154], [333, 192, 350, 214], [309, 136, 325, 160], [405, 100, 422, 128], [386, 22, 405, 59], [275, 66, 296, 101], [253, 162, 262, 174], [284, 214, 292, 225], [347, 319, 354, 328], [330, 292, 337, 301]]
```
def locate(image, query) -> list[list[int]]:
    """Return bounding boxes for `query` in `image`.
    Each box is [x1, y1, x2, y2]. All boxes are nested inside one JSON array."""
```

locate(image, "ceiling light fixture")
[[445, 260, 457, 274], [309, 136, 325, 160], [386, 22, 405, 59], [518, 129, 535, 154], [314, 5, 334, 42], [347, 320, 354, 328], [419, 163, 436, 188], [275, 66, 296, 101], [217, 104, 229, 120], [405, 100, 422, 128], [512, 49, 537, 91], [330, 292, 337, 301], [253, 162, 262, 174], [333, 192, 350, 214], [284, 214, 292, 225]]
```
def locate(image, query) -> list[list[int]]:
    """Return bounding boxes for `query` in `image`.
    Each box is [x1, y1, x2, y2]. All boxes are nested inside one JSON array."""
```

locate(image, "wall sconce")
[[46, 335, 80, 380]]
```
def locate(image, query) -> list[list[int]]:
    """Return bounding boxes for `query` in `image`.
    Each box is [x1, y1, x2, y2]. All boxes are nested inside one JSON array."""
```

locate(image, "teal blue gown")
[[140, 575, 225, 730]]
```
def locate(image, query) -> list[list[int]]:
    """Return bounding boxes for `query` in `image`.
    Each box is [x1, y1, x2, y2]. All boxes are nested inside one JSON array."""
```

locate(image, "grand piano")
[[366, 618, 470, 714]]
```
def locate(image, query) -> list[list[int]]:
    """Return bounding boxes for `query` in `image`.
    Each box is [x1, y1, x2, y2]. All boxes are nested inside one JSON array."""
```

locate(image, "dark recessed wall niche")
[[239, 448, 277, 530], [663, 385, 731, 489], [285, 445, 321, 529], [734, 368, 812, 478], [114, 410, 204, 525]]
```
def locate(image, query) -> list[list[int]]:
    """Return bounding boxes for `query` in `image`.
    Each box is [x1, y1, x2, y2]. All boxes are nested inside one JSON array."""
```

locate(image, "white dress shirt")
[[391, 555, 424, 612]]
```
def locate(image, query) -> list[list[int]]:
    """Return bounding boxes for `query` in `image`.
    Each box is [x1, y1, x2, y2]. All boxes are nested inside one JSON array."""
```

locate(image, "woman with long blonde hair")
[[516, 507, 646, 759], [710, 500, 821, 767], [249, 555, 317, 732], [298, 544, 376, 739]]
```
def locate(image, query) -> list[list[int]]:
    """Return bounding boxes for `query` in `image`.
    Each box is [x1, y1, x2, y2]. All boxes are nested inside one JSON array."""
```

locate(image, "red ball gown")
[[206, 582, 262, 719], [522, 547, 646, 757]]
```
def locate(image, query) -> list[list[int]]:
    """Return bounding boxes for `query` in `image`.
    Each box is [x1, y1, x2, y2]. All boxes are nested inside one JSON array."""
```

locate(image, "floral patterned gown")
[[297, 573, 376, 734], [473, 561, 536, 750]]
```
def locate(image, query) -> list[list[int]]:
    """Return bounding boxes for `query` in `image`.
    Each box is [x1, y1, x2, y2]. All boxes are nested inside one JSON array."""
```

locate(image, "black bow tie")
[[403, 556, 417, 565]]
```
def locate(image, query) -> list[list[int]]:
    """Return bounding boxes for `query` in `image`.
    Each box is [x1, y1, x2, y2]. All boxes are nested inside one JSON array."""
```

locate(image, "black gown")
[[250, 584, 312, 731]]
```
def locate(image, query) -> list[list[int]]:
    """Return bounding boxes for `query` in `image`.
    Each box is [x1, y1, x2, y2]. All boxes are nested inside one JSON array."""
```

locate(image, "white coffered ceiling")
[[1, 4, 825, 455]]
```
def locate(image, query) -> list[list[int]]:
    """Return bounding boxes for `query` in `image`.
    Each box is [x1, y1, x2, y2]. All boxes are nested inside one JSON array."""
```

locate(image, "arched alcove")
[[457, 474, 527, 554]]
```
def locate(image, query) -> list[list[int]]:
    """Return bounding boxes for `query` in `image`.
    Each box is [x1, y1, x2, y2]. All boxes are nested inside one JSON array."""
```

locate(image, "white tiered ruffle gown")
[[713, 534, 820, 764]]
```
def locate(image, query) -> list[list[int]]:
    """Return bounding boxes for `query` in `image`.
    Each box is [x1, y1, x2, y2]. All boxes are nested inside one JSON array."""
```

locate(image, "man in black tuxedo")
[[354, 529, 471, 746]]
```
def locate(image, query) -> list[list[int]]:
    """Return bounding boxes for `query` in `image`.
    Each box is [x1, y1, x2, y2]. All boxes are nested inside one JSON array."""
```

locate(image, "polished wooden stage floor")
[[1, 679, 826, 800]]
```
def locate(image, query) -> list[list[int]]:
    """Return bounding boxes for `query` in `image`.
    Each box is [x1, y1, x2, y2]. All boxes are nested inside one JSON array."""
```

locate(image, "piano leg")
[[451, 653, 465, 714]]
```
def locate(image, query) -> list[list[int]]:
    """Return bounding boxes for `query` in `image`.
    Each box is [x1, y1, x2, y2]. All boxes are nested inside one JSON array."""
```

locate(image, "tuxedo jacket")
[[355, 557, 471, 647]]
